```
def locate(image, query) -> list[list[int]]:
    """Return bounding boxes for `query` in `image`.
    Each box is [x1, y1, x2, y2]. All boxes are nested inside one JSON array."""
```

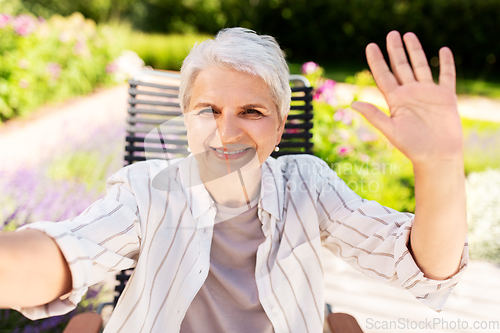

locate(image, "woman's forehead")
[[189, 67, 275, 109]]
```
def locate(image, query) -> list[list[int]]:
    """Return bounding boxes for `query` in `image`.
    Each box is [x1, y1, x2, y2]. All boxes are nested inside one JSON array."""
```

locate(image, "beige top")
[[180, 196, 274, 333]]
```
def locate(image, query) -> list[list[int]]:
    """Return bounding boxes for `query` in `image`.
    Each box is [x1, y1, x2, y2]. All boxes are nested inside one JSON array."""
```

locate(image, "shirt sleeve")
[[14, 166, 142, 320], [314, 159, 469, 312]]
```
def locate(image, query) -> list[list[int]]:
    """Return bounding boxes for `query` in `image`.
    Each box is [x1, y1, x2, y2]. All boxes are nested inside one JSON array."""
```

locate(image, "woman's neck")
[[203, 166, 261, 208]]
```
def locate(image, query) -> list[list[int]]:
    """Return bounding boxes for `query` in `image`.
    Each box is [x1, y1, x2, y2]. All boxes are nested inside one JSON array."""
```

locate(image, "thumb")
[[351, 101, 392, 138]]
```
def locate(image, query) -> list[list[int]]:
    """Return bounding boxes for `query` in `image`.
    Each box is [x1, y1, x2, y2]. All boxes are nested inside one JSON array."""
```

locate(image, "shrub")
[[0, 12, 123, 122]]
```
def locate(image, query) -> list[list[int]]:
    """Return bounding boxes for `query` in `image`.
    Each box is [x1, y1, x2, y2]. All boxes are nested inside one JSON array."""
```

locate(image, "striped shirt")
[[17, 154, 468, 333]]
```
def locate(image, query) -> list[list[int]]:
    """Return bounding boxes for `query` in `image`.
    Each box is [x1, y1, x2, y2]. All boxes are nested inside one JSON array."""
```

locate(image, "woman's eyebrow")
[[240, 104, 268, 110], [192, 102, 216, 109]]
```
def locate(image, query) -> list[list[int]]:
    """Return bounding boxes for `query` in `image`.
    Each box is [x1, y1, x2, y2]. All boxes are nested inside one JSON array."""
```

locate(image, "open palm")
[[353, 31, 463, 165]]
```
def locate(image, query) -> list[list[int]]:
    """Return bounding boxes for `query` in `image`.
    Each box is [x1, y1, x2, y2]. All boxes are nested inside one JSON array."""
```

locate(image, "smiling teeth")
[[213, 148, 247, 155]]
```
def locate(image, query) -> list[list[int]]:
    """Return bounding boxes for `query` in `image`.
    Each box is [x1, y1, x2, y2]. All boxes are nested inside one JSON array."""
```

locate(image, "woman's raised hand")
[[352, 31, 463, 166]]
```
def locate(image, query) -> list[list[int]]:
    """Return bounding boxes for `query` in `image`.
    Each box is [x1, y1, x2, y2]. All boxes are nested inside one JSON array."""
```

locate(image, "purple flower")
[[13, 15, 37, 36], [46, 62, 62, 80], [301, 61, 319, 75], [39, 315, 65, 329], [0, 14, 12, 29]]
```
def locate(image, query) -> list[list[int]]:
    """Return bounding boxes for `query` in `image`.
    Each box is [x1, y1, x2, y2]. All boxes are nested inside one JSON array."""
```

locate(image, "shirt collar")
[[258, 156, 285, 222], [179, 155, 214, 222]]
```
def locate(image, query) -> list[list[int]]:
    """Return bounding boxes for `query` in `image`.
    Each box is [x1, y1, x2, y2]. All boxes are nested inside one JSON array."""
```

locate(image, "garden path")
[[0, 83, 499, 331], [0, 84, 129, 172]]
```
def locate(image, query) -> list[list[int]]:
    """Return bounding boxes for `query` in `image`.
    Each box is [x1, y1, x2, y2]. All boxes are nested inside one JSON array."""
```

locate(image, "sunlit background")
[[0, 0, 499, 332]]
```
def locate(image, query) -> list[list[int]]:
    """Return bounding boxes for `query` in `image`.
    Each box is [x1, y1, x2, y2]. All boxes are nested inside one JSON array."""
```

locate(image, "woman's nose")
[[215, 113, 242, 144]]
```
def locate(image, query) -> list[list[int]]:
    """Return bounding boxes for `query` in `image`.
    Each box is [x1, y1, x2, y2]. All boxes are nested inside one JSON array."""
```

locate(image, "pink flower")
[[337, 144, 353, 157], [0, 14, 12, 29], [46, 63, 62, 80], [314, 79, 337, 105], [13, 15, 37, 36], [106, 63, 119, 74], [19, 79, 29, 89], [301, 61, 319, 75], [341, 110, 353, 126], [360, 154, 371, 163], [337, 129, 350, 141], [74, 38, 89, 56], [18, 59, 29, 69], [333, 109, 344, 121], [360, 132, 376, 142]]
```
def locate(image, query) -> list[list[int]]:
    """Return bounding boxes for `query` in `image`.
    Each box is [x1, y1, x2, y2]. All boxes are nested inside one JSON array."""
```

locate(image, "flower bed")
[[0, 12, 123, 122]]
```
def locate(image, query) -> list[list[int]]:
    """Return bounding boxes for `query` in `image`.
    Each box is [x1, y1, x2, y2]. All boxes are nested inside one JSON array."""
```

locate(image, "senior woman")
[[0, 28, 468, 333]]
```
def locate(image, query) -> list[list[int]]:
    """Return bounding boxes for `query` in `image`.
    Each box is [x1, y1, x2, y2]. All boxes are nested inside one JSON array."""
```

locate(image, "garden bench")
[[63, 69, 363, 333]]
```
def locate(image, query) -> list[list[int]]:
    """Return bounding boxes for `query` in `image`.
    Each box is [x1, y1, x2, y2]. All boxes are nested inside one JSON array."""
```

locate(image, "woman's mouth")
[[210, 147, 250, 160]]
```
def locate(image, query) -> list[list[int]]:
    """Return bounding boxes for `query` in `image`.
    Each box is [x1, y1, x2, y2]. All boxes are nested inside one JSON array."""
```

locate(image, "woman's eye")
[[198, 108, 214, 115], [245, 109, 263, 115]]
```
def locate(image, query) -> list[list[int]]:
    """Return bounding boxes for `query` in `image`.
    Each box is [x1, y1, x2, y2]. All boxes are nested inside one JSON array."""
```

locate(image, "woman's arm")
[[352, 31, 467, 280], [0, 229, 72, 308]]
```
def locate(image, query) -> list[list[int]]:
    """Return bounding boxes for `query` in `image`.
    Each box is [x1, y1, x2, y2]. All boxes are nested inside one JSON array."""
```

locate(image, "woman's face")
[[185, 67, 286, 179]]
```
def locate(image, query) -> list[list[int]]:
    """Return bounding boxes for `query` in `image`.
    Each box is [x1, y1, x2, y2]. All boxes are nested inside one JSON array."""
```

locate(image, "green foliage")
[[46, 150, 119, 192], [125, 31, 210, 70], [0, 12, 123, 122]]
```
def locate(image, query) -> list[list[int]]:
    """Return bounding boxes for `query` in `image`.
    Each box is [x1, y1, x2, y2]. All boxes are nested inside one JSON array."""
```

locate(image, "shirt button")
[[272, 307, 279, 314], [199, 269, 203, 274]]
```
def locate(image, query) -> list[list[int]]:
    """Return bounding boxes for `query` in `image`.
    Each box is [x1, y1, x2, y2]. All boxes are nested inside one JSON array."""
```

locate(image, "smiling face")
[[185, 67, 286, 181]]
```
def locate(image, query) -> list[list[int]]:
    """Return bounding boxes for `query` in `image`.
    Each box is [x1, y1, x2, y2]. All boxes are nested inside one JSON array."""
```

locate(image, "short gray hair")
[[179, 28, 291, 121]]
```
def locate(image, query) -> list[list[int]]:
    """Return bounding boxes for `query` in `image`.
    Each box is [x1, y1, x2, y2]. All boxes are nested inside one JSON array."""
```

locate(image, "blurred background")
[[0, 0, 499, 332]]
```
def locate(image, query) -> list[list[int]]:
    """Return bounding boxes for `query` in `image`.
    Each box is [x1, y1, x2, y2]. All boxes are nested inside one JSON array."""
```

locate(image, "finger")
[[366, 43, 399, 96], [386, 31, 416, 84], [351, 102, 393, 140], [439, 47, 456, 92], [403, 32, 433, 83]]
